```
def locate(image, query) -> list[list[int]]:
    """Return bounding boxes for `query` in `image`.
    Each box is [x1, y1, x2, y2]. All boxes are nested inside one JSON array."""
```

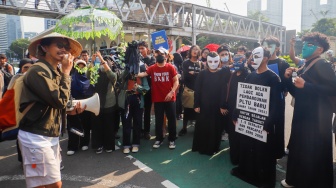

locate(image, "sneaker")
[[96, 147, 103, 154], [221, 133, 229, 141], [285, 148, 289, 155], [169, 141, 176, 149], [132, 146, 139, 153], [105, 149, 113, 153], [281, 180, 294, 188], [178, 128, 187, 136], [153, 141, 163, 149], [67, 150, 75, 156], [123, 148, 130, 154], [81, 146, 88, 151], [144, 133, 151, 140], [60, 164, 65, 171]]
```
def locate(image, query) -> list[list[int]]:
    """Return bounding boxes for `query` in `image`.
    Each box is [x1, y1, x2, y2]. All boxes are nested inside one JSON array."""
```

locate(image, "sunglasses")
[[56, 42, 71, 51]]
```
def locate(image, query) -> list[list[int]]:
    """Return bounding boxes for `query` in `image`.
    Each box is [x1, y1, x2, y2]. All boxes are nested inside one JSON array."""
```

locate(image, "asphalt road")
[[0, 95, 335, 188]]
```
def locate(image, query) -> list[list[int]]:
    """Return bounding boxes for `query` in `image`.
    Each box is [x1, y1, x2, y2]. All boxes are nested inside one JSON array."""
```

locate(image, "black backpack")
[[1, 64, 13, 95]]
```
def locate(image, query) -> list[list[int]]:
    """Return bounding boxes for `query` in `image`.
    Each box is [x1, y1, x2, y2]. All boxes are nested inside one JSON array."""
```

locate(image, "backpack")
[[0, 62, 52, 141], [1, 64, 13, 95]]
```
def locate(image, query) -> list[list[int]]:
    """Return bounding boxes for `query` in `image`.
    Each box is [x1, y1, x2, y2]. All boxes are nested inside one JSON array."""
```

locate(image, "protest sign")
[[235, 82, 270, 143], [151, 30, 169, 50]]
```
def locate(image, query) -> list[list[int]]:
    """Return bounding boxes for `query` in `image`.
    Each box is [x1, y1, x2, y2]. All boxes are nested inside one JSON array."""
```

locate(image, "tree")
[[311, 18, 336, 36], [247, 11, 269, 22], [9, 38, 30, 59]]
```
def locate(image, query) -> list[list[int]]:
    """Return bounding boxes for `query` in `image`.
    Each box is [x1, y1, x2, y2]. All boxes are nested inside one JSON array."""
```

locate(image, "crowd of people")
[[0, 31, 336, 188]]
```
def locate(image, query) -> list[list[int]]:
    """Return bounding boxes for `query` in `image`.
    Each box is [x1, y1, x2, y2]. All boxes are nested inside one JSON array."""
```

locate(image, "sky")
[[22, 0, 302, 33]]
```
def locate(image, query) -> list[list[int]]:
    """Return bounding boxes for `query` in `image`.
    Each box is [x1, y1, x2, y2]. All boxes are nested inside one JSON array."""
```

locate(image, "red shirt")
[[146, 63, 177, 102]]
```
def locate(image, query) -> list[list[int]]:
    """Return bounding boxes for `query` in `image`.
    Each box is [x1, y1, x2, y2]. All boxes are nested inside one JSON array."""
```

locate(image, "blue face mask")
[[302, 42, 318, 59], [233, 55, 246, 71], [221, 56, 229, 63]]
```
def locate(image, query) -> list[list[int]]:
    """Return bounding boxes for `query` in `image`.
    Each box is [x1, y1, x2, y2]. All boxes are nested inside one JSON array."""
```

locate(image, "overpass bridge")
[[0, 0, 286, 51]]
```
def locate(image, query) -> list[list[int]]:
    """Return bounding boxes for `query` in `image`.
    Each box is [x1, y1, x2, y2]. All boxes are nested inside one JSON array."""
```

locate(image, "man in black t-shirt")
[[138, 41, 156, 140]]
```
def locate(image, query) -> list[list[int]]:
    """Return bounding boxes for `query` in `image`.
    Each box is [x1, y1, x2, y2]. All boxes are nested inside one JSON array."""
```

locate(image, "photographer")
[[18, 32, 82, 188], [89, 51, 118, 154]]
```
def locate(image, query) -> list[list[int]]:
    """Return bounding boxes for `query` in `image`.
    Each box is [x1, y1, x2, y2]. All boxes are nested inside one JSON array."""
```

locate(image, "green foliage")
[[54, 7, 123, 40], [279, 55, 297, 67], [311, 18, 336, 37], [9, 38, 30, 59], [88, 64, 100, 85]]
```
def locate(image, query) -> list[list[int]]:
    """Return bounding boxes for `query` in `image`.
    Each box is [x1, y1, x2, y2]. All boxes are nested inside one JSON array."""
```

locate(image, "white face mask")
[[207, 56, 220, 70], [262, 42, 276, 56], [251, 47, 264, 70]]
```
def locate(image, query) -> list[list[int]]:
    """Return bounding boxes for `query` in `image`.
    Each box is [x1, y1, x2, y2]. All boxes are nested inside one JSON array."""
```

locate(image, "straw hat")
[[28, 32, 82, 58]]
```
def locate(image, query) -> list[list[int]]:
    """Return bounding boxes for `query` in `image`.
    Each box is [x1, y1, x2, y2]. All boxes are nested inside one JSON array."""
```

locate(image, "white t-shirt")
[[18, 130, 59, 148]]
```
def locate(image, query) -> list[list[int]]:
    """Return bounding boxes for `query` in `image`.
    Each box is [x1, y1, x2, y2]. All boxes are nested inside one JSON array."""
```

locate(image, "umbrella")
[[176, 45, 191, 53], [54, 7, 123, 40], [204, 43, 220, 52]]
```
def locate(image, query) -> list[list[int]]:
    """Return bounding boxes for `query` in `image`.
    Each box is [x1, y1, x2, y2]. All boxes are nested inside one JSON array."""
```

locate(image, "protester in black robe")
[[192, 52, 228, 155], [262, 36, 291, 158], [220, 54, 249, 165], [231, 47, 282, 188], [281, 32, 336, 188]]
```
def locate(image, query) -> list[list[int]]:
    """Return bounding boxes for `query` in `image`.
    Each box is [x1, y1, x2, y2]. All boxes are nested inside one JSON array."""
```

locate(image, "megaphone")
[[66, 93, 100, 116]]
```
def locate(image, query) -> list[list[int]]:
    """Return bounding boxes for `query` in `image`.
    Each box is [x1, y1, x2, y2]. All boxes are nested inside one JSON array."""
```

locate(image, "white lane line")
[[133, 160, 153, 173], [161, 180, 179, 188], [0, 174, 145, 188]]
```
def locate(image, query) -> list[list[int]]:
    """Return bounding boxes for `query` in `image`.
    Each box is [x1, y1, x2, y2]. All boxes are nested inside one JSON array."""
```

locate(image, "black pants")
[[143, 91, 152, 133], [154, 102, 176, 142], [91, 108, 116, 150], [121, 94, 143, 147], [114, 107, 121, 133], [67, 111, 92, 151]]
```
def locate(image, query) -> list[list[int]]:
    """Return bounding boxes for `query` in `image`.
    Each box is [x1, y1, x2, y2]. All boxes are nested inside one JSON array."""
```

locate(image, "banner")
[[235, 82, 270, 143], [151, 30, 169, 50]]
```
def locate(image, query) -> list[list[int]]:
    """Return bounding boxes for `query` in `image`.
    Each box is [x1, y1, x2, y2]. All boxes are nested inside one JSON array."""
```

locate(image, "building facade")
[[0, 14, 8, 54], [44, 18, 58, 30], [24, 32, 38, 40], [247, 0, 283, 26], [6, 15, 23, 48], [301, 0, 336, 30]]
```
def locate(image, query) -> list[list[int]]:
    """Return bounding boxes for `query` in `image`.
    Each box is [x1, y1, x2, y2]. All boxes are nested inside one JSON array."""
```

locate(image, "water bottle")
[[292, 71, 297, 83]]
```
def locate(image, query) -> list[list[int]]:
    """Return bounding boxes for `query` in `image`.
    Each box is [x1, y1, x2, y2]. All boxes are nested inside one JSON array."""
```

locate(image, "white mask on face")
[[262, 42, 276, 56], [251, 47, 264, 70], [207, 55, 220, 70]]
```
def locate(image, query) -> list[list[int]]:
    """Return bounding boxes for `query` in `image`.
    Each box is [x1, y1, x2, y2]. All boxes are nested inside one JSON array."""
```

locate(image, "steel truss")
[[1, 0, 286, 46]]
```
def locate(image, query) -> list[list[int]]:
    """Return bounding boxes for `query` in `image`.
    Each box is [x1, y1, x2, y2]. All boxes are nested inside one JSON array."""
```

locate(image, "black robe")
[[285, 58, 336, 188], [192, 68, 229, 155], [221, 69, 249, 165], [231, 70, 282, 187]]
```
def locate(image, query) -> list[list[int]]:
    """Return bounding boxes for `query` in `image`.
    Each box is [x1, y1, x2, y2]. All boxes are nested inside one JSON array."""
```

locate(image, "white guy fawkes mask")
[[251, 47, 264, 70], [207, 55, 220, 70], [262, 42, 276, 56]]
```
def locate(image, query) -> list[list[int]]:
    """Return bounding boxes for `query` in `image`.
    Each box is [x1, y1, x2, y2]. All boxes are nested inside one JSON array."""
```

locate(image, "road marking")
[[161, 180, 179, 188], [133, 160, 153, 173], [0, 174, 145, 188]]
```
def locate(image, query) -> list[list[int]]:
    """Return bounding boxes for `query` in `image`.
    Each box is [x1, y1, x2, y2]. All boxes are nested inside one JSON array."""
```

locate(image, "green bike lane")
[[130, 120, 286, 188]]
